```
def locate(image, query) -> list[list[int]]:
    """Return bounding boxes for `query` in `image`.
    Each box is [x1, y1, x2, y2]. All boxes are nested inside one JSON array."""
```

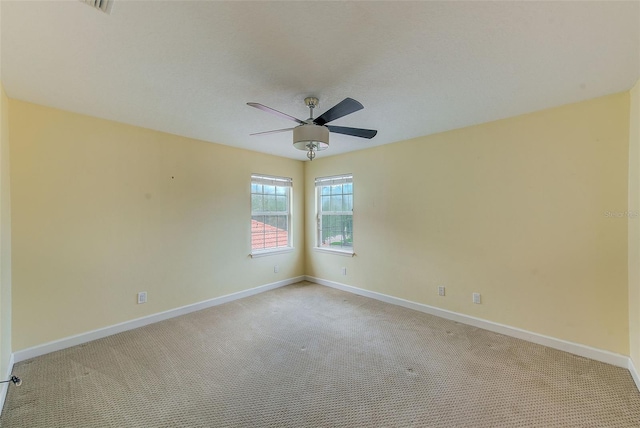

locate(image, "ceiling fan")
[[247, 97, 377, 160]]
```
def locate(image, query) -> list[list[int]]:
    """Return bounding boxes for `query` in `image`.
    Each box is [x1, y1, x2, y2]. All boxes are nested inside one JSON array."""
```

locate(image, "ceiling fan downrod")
[[304, 97, 319, 121]]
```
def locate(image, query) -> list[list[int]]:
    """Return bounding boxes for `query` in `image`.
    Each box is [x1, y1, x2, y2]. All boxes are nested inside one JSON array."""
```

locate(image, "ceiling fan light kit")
[[248, 96, 377, 160], [292, 125, 329, 160]]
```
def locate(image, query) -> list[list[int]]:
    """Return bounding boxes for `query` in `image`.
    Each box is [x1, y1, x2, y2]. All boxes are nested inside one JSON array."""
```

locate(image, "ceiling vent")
[[81, 0, 113, 14]]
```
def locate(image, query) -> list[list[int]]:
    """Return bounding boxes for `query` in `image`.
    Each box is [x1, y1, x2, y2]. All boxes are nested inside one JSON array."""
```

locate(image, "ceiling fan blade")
[[327, 125, 377, 139], [247, 103, 306, 125], [313, 98, 364, 126], [250, 127, 295, 136]]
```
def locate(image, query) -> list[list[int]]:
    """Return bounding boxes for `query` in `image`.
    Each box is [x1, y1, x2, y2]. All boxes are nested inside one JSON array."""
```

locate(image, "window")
[[251, 174, 292, 254], [316, 174, 353, 253]]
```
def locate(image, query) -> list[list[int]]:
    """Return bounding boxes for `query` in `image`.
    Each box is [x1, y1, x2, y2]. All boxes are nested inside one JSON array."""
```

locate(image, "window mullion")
[[252, 211, 286, 216], [321, 211, 352, 216]]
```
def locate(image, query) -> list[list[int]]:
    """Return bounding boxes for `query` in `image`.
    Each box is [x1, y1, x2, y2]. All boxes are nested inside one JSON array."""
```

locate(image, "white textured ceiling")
[[2, 1, 639, 161]]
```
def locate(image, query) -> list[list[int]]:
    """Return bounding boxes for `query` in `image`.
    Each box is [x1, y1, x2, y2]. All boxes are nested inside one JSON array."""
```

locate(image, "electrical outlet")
[[274, 265, 279, 273], [472, 293, 481, 304], [137, 291, 147, 304], [341, 267, 347, 276], [438, 286, 445, 296]]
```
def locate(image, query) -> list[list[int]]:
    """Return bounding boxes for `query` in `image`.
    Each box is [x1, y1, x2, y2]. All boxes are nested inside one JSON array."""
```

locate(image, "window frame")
[[315, 174, 354, 256], [250, 174, 293, 257]]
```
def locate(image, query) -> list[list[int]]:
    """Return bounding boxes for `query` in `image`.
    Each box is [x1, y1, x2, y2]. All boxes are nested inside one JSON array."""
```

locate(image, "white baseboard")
[[0, 353, 15, 416], [13, 276, 304, 363], [305, 276, 631, 370], [9, 275, 639, 394], [630, 358, 640, 392]]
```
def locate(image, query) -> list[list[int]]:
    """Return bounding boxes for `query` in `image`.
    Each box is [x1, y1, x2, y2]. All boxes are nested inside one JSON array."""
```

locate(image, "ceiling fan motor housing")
[[293, 124, 329, 151]]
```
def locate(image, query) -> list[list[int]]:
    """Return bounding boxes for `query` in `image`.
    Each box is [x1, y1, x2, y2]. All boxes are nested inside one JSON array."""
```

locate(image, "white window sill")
[[250, 248, 294, 258], [313, 247, 355, 257]]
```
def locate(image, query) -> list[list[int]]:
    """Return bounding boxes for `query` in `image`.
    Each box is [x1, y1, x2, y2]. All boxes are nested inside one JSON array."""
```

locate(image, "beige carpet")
[[1, 281, 639, 427]]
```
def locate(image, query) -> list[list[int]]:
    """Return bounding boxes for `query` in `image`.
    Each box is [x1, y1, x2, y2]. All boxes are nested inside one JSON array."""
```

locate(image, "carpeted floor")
[[1, 281, 639, 427]]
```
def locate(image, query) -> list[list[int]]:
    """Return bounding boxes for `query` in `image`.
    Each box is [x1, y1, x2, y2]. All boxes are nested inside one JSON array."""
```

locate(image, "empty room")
[[0, 1, 639, 427]]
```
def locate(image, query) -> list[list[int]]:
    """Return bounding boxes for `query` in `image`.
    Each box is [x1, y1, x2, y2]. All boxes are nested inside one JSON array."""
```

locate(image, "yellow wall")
[[0, 85, 11, 376], [305, 93, 630, 355], [6, 91, 635, 357], [0, 0, 11, 380], [630, 80, 640, 366], [9, 100, 304, 351]]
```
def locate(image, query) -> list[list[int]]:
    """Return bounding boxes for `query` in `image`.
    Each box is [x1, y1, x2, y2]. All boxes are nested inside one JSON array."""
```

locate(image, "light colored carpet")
[[1, 281, 639, 427]]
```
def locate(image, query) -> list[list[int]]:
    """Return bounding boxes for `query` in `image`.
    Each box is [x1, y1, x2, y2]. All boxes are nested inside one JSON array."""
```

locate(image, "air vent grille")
[[81, 0, 113, 14]]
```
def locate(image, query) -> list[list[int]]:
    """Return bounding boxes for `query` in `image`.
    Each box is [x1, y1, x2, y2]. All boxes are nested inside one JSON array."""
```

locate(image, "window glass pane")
[[264, 231, 277, 249], [343, 183, 353, 194], [276, 195, 286, 212], [330, 195, 342, 211], [251, 195, 263, 213], [321, 195, 331, 211], [251, 215, 265, 250], [276, 186, 287, 196], [264, 195, 277, 211], [330, 184, 342, 195], [264, 185, 276, 195], [343, 194, 353, 211], [321, 186, 331, 196], [320, 214, 353, 249], [266, 215, 278, 228], [277, 215, 288, 231]]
